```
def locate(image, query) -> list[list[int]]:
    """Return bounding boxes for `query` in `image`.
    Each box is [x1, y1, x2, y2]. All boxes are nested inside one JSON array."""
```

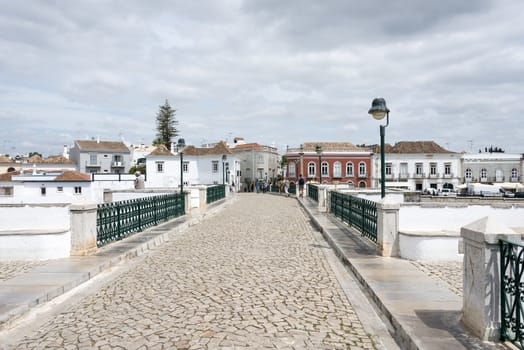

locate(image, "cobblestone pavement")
[[5, 194, 380, 349], [0, 261, 49, 282], [410, 261, 463, 297]]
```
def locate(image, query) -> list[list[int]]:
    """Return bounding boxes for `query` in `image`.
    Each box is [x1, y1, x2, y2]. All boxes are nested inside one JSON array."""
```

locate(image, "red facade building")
[[285, 142, 372, 188]]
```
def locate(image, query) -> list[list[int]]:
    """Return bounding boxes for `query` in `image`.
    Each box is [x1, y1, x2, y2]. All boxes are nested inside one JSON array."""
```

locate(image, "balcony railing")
[[414, 172, 425, 178], [112, 161, 124, 167]]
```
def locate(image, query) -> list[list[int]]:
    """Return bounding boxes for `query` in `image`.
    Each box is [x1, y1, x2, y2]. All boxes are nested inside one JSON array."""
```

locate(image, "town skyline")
[[1, 1, 523, 156]]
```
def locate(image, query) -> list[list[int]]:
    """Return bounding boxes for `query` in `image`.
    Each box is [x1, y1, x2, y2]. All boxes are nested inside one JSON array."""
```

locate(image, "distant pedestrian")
[[298, 174, 305, 197], [284, 179, 289, 197], [255, 179, 260, 193]]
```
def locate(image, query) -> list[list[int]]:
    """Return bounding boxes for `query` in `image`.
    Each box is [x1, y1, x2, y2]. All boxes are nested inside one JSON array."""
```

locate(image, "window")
[[183, 161, 189, 173], [333, 162, 341, 178], [308, 162, 316, 177], [346, 162, 354, 177], [430, 163, 437, 175], [399, 163, 408, 178], [358, 162, 366, 177], [289, 162, 296, 177], [415, 163, 423, 175], [57, 187, 63, 192], [41, 186, 46, 196], [495, 169, 503, 181], [512, 168, 518, 180], [89, 154, 97, 165], [257, 155, 264, 164], [74, 186, 82, 194], [385, 163, 392, 176], [465, 168, 472, 180], [156, 161, 164, 173], [480, 168, 487, 180], [212, 161, 219, 173], [321, 162, 328, 177], [444, 163, 451, 175]]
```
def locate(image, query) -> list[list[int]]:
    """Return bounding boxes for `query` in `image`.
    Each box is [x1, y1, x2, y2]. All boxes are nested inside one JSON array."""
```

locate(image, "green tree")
[[154, 99, 179, 147], [28, 151, 42, 158]]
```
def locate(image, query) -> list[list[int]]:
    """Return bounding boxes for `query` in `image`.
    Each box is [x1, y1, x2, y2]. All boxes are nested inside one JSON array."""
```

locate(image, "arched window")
[[465, 168, 472, 179], [321, 162, 329, 177], [512, 168, 518, 181], [495, 169, 503, 182], [308, 162, 316, 178], [359, 181, 366, 188], [480, 168, 487, 180], [359, 162, 366, 177], [346, 162, 354, 177], [289, 162, 296, 177], [333, 162, 342, 178]]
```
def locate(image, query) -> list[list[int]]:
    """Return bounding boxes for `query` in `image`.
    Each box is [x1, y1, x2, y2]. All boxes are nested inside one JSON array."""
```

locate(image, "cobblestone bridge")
[[0, 194, 403, 349]]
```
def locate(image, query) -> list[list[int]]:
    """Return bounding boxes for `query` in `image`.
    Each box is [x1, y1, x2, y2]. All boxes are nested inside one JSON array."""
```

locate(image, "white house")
[[0, 170, 94, 204], [146, 142, 240, 190], [371, 141, 462, 191], [461, 152, 522, 185]]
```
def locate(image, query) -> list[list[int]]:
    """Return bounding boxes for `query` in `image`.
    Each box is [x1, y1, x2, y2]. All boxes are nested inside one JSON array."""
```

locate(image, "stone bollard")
[[461, 216, 520, 341], [69, 202, 98, 256], [199, 186, 207, 209], [376, 196, 400, 257], [318, 185, 327, 212]]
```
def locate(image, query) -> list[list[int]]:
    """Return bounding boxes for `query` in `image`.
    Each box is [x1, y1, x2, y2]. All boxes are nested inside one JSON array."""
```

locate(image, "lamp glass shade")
[[368, 98, 389, 120], [177, 138, 186, 148], [315, 144, 322, 154]]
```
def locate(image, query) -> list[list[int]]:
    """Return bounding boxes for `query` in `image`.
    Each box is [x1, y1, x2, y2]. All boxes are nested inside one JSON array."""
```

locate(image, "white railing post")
[[376, 197, 400, 257], [69, 202, 98, 256], [199, 186, 207, 209], [461, 216, 520, 340], [318, 185, 327, 212]]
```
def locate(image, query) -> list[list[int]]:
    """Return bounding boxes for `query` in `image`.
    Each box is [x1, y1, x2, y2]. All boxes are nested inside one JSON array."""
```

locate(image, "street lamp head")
[[315, 144, 323, 155], [222, 154, 227, 161], [299, 144, 304, 156], [368, 98, 389, 121], [177, 138, 186, 152]]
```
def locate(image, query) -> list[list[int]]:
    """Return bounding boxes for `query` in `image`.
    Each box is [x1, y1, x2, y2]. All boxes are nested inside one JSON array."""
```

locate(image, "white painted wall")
[[399, 204, 524, 232], [0, 205, 71, 260]]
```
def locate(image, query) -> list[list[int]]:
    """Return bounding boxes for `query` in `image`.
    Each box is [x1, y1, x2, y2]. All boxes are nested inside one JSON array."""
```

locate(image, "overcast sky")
[[1, 0, 523, 157]]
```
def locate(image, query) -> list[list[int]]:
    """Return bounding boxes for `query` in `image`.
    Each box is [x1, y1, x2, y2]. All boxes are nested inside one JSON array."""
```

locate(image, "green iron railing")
[[270, 184, 281, 193], [97, 193, 185, 247], [500, 239, 524, 348], [289, 182, 296, 194], [330, 191, 377, 243], [207, 185, 226, 204], [308, 184, 319, 202]]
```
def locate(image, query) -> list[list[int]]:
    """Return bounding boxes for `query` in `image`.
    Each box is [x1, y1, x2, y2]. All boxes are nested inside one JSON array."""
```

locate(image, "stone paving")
[[4, 194, 380, 349], [0, 261, 49, 283], [410, 261, 463, 297]]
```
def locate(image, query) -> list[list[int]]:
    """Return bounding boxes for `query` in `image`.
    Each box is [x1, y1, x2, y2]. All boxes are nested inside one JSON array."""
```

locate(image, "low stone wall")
[[399, 230, 462, 261]]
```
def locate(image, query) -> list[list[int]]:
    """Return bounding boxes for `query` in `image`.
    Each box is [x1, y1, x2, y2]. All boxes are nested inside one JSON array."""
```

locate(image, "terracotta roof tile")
[[183, 141, 233, 156], [302, 142, 369, 152], [75, 140, 130, 152], [0, 156, 13, 163], [147, 144, 174, 157], [377, 141, 455, 154], [54, 171, 91, 181], [43, 155, 75, 164], [0, 170, 21, 181]]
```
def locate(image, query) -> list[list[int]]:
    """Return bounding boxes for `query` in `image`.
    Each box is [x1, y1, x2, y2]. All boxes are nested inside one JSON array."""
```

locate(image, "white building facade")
[[371, 141, 462, 191]]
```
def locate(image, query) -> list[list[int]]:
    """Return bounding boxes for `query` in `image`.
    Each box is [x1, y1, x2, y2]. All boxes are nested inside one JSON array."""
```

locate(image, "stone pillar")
[[461, 216, 520, 341], [103, 189, 113, 203], [69, 202, 98, 256], [376, 197, 400, 257], [199, 186, 207, 209], [318, 185, 327, 212], [183, 190, 190, 214]]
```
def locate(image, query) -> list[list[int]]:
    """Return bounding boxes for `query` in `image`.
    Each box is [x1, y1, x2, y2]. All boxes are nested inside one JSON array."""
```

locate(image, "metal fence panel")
[[330, 191, 377, 243], [500, 239, 524, 349], [207, 185, 226, 204], [97, 193, 185, 247]]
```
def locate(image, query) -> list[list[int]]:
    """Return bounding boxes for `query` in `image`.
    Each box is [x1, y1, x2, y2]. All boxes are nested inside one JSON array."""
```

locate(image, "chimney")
[[63, 145, 69, 159]]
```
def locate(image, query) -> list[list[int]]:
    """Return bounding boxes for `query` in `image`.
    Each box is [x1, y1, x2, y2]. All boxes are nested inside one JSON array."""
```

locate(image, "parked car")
[[504, 191, 515, 198], [515, 192, 524, 198], [440, 188, 457, 197]]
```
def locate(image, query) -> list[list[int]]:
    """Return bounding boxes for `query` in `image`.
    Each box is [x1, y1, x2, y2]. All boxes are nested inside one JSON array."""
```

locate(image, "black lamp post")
[[299, 144, 304, 179], [222, 154, 227, 185], [315, 144, 323, 184], [177, 138, 185, 193], [368, 98, 390, 198]]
